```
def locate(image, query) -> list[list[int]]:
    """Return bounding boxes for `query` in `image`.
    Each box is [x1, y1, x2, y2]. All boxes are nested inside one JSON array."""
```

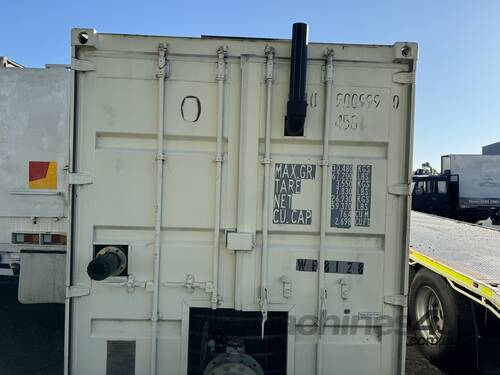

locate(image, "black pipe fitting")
[[87, 251, 122, 281], [285, 23, 309, 136]]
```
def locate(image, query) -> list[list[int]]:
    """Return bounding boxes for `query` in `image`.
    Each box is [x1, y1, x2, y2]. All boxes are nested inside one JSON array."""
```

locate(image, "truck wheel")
[[409, 268, 475, 372]]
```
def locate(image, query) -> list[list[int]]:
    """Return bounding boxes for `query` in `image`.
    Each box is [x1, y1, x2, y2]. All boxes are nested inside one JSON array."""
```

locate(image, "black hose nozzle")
[[87, 251, 122, 281]]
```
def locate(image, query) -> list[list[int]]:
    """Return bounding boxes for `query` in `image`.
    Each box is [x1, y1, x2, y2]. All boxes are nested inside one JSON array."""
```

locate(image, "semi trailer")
[[64, 24, 417, 375], [0, 65, 69, 304], [412, 154, 500, 224], [409, 211, 500, 374]]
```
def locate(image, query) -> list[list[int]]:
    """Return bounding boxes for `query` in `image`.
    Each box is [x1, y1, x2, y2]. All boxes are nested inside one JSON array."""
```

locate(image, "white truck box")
[[0, 67, 69, 303], [441, 154, 500, 208], [67, 27, 417, 375]]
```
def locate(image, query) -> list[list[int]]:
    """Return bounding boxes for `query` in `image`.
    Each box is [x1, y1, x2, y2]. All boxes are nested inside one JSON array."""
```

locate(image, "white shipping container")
[[441, 154, 500, 208], [67, 27, 417, 375]]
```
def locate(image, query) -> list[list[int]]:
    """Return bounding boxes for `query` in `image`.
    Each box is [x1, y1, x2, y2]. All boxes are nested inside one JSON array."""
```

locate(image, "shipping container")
[[0, 66, 69, 303], [67, 26, 417, 375]]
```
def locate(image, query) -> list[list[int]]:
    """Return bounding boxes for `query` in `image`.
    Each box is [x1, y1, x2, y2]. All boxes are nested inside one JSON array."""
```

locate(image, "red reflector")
[[41, 233, 67, 245], [12, 233, 40, 244]]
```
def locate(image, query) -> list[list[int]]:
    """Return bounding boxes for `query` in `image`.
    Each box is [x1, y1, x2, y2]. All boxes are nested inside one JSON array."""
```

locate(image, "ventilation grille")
[[106, 340, 136, 375]]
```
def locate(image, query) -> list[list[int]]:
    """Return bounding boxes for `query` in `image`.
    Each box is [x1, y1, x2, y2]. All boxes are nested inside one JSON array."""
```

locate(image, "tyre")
[[409, 268, 476, 373], [408, 265, 416, 284]]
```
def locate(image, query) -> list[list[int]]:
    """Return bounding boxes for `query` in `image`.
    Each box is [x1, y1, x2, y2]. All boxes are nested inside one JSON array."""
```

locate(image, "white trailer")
[[0, 66, 69, 303], [409, 211, 500, 374], [441, 154, 500, 210], [66, 25, 417, 375]]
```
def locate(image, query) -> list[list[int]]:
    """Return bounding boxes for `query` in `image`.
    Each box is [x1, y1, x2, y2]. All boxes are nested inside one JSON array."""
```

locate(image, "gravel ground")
[[1, 279, 449, 375]]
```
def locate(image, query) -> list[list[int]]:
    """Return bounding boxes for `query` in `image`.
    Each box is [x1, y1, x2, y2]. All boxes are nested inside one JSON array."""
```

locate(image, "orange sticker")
[[29, 161, 57, 189]]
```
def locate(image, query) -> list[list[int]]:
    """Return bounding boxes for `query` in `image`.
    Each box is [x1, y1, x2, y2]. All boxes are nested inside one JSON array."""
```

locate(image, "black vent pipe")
[[87, 252, 121, 281], [285, 23, 308, 136]]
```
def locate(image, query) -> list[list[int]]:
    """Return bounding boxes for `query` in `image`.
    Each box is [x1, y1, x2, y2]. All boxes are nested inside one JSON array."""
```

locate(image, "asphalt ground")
[[0, 278, 448, 375], [0, 278, 64, 375], [405, 333, 447, 375]]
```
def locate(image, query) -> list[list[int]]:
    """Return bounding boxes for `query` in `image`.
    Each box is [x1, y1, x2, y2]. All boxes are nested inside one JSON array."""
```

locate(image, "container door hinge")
[[393, 71, 416, 84], [67, 285, 90, 298], [71, 58, 96, 72], [388, 183, 410, 196], [69, 172, 93, 185], [384, 294, 407, 307]]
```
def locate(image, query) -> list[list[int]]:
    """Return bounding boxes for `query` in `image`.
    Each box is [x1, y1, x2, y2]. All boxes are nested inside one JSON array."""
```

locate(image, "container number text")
[[296, 259, 365, 275]]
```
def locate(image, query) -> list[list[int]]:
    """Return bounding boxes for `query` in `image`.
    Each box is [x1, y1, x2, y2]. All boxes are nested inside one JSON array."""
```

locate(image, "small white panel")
[[226, 231, 254, 251]]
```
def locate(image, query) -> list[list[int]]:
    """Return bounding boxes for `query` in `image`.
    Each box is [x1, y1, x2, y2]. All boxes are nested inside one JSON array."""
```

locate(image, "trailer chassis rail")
[[410, 248, 500, 319]]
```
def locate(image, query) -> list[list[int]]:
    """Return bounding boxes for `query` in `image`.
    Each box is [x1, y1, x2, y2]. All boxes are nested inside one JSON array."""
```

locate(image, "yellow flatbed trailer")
[[408, 211, 500, 374]]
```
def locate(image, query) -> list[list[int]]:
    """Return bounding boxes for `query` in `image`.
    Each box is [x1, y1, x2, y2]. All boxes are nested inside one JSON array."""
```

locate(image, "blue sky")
[[2, 0, 499, 170]]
